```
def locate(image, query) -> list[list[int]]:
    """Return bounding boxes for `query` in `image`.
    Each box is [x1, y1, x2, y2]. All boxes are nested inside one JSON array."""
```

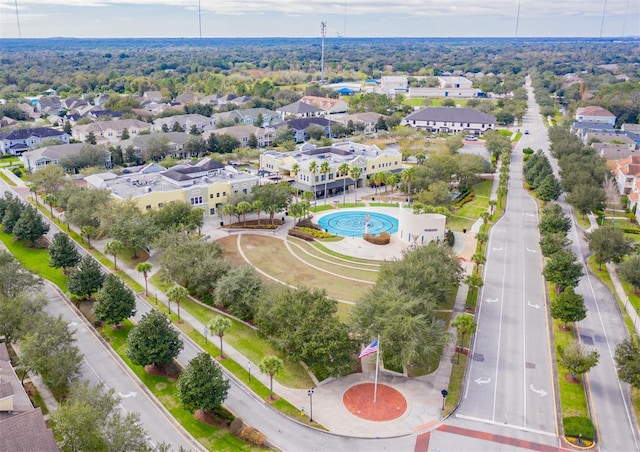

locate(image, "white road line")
[[455, 414, 558, 438], [492, 240, 509, 422], [522, 203, 527, 427]]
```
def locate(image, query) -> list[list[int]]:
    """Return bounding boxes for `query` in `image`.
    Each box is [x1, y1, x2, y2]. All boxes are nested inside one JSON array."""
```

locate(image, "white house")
[[401, 107, 496, 135], [0, 127, 69, 155], [21, 143, 111, 172], [575, 106, 616, 125]]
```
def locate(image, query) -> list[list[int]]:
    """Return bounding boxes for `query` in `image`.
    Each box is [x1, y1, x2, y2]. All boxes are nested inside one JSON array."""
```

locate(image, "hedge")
[[288, 228, 315, 241], [363, 232, 390, 245]]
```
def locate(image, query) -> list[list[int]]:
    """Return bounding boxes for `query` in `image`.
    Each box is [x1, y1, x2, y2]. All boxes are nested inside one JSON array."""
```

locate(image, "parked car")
[[524, 130, 530, 135], [465, 135, 478, 141]]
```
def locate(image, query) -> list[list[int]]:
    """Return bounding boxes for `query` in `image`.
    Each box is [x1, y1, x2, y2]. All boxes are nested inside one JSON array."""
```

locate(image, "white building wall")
[[398, 209, 446, 245]]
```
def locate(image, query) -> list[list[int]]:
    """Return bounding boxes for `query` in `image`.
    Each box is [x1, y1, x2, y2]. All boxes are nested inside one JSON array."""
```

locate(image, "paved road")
[[456, 80, 557, 441]]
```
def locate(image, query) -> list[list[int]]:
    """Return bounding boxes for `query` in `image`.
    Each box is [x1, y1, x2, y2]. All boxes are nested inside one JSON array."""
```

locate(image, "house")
[[259, 141, 402, 198], [0, 344, 58, 452], [211, 108, 280, 128], [88, 109, 122, 121], [72, 119, 152, 144], [120, 132, 193, 159], [300, 96, 349, 115], [575, 106, 616, 125], [143, 91, 163, 102], [279, 117, 339, 143], [277, 101, 323, 120], [35, 96, 63, 116], [336, 112, 386, 134], [62, 97, 88, 110], [85, 158, 259, 217], [203, 125, 274, 148], [401, 107, 496, 135], [0, 127, 70, 155], [380, 76, 409, 94], [437, 76, 473, 89], [21, 143, 111, 172], [174, 93, 198, 105], [153, 114, 214, 133], [583, 132, 637, 151], [94, 93, 111, 106]]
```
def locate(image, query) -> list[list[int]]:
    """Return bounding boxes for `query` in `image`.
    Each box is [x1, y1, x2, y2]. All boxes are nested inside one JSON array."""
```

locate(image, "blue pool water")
[[316, 211, 398, 238]]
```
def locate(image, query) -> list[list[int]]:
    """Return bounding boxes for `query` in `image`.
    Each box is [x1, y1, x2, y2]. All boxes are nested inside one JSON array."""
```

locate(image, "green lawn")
[[0, 171, 17, 186], [553, 318, 590, 418], [286, 241, 378, 282], [0, 230, 68, 288], [290, 238, 381, 268], [311, 241, 385, 264]]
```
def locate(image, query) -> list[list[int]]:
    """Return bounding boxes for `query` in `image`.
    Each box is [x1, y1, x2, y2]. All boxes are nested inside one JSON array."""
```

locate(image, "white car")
[[465, 135, 478, 141]]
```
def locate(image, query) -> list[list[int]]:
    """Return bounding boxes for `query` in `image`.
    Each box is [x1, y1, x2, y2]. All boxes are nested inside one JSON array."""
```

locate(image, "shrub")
[[238, 425, 266, 447], [296, 226, 336, 239], [455, 193, 475, 208], [621, 227, 640, 235], [296, 218, 322, 230], [563, 416, 595, 440], [523, 147, 535, 155], [288, 228, 315, 241], [11, 167, 22, 177], [446, 230, 455, 247], [523, 154, 532, 162], [364, 232, 390, 245]]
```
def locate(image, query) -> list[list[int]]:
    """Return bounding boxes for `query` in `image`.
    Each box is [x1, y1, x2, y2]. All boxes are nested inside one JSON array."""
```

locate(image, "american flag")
[[358, 338, 379, 359]]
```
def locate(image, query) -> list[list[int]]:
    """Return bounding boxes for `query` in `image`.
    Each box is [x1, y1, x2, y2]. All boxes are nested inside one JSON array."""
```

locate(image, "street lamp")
[[307, 388, 315, 423], [248, 362, 252, 382], [167, 298, 171, 315], [203, 326, 208, 344], [155, 291, 158, 306], [440, 389, 448, 411]]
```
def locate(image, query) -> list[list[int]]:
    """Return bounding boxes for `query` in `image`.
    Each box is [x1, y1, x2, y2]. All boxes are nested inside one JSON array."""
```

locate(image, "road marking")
[[454, 414, 557, 437], [68, 321, 78, 327], [474, 377, 491, 385], [527, 301, 541, 309], [526, 248, 537, 253], [492, 247, 503, 251], [485, 298, 498, 303], [118, 391, 137, 398], [529, 384, 548, 397]]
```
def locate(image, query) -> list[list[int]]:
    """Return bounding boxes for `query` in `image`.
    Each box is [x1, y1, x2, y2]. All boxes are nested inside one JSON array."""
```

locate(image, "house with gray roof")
[[211, 108, 280, 128], [21, 143, 111, 172], [278, 117, 339, 143], [153, 114, 213, 133], [401, 107, 495, 135], [276, 101, 323, 120], [0, 127, 69, 155]]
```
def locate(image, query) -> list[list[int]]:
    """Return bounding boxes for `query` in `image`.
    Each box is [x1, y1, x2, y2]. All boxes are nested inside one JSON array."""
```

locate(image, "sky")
[[0, 0, 638, 39]]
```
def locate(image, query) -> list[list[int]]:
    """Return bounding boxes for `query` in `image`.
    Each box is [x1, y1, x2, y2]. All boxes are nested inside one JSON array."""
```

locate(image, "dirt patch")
[[194, 409, 229, 427], [564, 374, 581, 384], [144, 362, 182, 379], [216, 235, 246, 266], [343, 383, 407, 421]]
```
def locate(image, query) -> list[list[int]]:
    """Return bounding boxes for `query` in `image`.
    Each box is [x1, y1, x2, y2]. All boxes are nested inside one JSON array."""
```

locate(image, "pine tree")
[[12, 205, 50, 246], [49, 232, 81, 274], [67, 255, 105, 300], [93, 274, 136, 326]]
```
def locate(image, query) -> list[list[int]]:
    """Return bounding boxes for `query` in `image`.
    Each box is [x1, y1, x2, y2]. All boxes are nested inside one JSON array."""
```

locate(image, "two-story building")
[[153, 114, 214, 133], [73, 119, 152, 144], [300, 96, 349, 115], [575, 106, 616, 125], [401, 107, 495, 135], [85, 158, 259, 217], [203, 125, 274, 148], [0, 127, 70, 155], [276, 101, 324, 120]]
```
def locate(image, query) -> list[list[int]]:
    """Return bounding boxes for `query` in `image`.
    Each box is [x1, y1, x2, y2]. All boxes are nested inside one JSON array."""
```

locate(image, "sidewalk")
[[587, 213, 640, 336]]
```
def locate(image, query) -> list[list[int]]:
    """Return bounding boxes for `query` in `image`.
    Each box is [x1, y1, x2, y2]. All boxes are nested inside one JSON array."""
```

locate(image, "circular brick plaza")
[[342, 383, 408, 421]]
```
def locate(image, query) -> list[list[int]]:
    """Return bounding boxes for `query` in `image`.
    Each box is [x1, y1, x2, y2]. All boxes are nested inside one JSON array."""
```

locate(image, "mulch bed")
[[343, 383, 407, 421], [144, 362, 182, 379], [194, 409, 229, 427]]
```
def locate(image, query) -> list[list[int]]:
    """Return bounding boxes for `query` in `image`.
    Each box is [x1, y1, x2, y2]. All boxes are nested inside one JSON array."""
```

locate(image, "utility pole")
[[320, 21, 327, 83], [198, 0, 202, 38]]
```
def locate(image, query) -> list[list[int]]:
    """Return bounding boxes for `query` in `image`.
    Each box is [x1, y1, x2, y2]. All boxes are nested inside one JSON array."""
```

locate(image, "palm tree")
[[104, 239, 124, 270], [166, 284, 188, 320], [29, 184, 39, 205], [308, 161, 318, 209], [401, 167, 416, 200], [349, 166, 362, 204], [387, 173, 400, 197], [43, 194, 56, 217], [259, 355, 283, 400], [320, 161, 330, 205], [236, 201, 252, 226], [416, 153, 426, 165], [471, 253, 486, 274], [136, 262, 153, 296], [489, 199, 497, 215], [451, 314, 477, 364], [338, 163, 350, 205], [80, 225, 97, 248], [301, 193, 314, 219], [291, 163, 300, 202], [252, 200, 264, 225], [209, 316, 232, 358]]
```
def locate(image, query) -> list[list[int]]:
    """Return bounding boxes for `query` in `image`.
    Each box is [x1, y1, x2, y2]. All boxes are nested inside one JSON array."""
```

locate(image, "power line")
[[515, 0, 521, 37], [14, 0, 21, 38], [599, 0, 607, 38], [198, 0, 202, 38]]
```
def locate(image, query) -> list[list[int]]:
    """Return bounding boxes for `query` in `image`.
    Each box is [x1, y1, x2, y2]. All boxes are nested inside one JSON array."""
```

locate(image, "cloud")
[[0, 0, 635, 18]]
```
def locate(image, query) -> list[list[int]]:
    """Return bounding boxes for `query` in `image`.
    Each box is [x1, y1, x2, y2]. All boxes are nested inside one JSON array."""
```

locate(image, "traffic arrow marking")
[[118, 391, 137, 398], [526, 248, 537, 253], [475, 377, 491, 385], [530, 384, 548, 397], [527, 301, 541, 309], [485, 298, 498, 303]]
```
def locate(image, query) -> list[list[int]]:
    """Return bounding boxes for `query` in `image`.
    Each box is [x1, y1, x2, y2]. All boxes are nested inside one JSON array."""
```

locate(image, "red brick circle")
[[343, 383, 407, 421]]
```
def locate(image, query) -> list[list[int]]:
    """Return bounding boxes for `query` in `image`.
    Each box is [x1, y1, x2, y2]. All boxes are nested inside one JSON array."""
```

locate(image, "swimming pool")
[[316, 211, 399, 238]]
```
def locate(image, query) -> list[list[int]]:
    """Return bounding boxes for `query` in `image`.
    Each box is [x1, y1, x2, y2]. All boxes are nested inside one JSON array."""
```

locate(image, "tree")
[[217, 134, 241, 153], [252, 182, 292, 225], [252, 199, 264, 226], [209, 316, 232, 358], [12, 205, 50, 246], [338, 163, 350, 205], [2, 196, 24, 234], [80, 225, 97, 248], [104, 239, 124, 270], [67, 255, 105, 300], [320, 160, 330, 205], [259, 355, 283, 399], [401, 166, 416, 197], [585, 226, 633, 270], [49, 232, 81, 274], [247, 133, 258, 149], [51, 381, 148, 452], [614, 338, 640, 389], [126, 310, 183, 370], [539, 203, 571, 236], [120, 128, 130, 140], [619, 255, 640, 293], [136, 262, 153, 296], [539, 232, 571, 258], [177, 352, 230, 415], [0, 292, 47, 346], [31, 165, 66, 195], [349, 166, 362, 203], [451, 314, 477, 364], [107, 208, 159, 257], [543, 248, 584, 293], [536, 174, 562, 201], [43, 193, 57, 216], [93, 274, 136, 326], [166, 284, 188, 320], [86, 131, 97, 145], [308, 160, 319, 208], [566, 183, 606, 218], [550, 288, 587, 328], [0, 250, 42, 299], [19, 314, 83, 395], [214, 264, 263, 321], [557, 342, 599, 381], [236, 200, 253, 226]]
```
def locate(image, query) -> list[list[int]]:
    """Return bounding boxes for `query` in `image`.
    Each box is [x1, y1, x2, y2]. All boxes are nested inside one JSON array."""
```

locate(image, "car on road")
[[524, 130, 529, 134], [465, 135, 478, 141]]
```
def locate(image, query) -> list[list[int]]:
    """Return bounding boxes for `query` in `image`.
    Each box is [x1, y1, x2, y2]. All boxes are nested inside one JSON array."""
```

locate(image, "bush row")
[[363, 232, 390, 245]]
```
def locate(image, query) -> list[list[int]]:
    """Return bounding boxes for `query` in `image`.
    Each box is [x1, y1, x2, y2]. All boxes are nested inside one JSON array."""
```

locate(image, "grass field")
[[237, 234, 373, 302]]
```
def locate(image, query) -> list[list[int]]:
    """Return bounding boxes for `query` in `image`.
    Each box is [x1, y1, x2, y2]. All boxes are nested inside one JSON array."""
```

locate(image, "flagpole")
[[373, 334, 380, 403]]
